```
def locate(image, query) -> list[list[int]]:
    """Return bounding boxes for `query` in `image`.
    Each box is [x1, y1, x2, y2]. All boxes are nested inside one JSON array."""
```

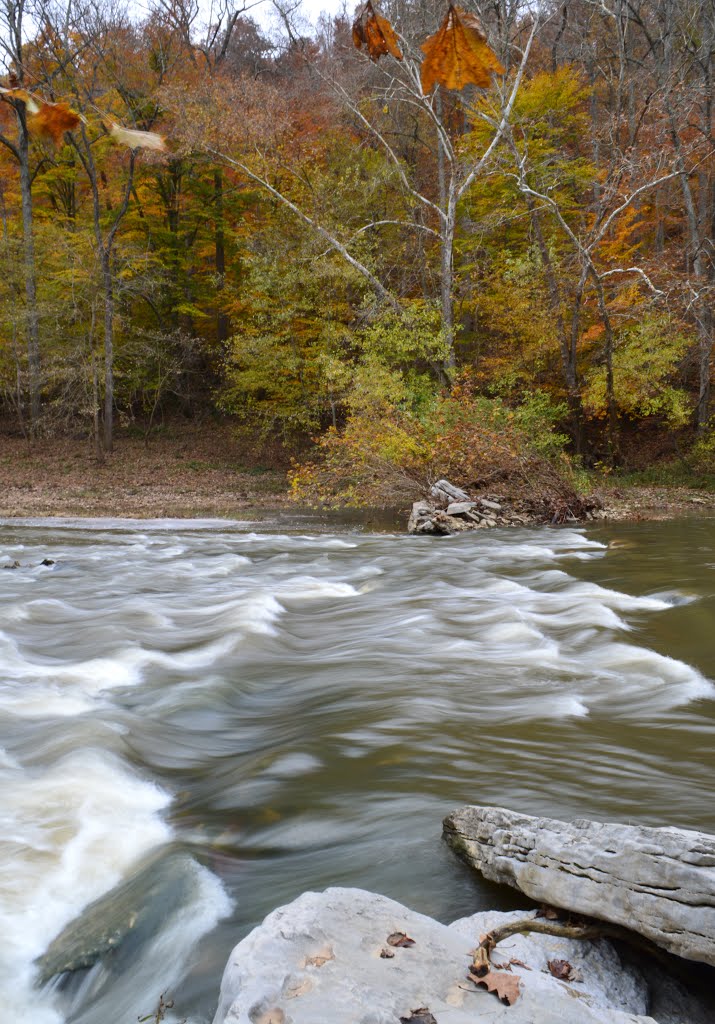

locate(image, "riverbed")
[[0, 516, 713, 1023]]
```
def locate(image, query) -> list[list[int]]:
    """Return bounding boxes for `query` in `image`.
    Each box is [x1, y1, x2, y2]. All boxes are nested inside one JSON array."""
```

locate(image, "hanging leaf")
[[420, 5, 504, 94], [0, 85, 41, 114], [28, 102, 81, 143], [108, 123, 167, 152], [352, 2, 402, 61], [352, 20, 366, 49]]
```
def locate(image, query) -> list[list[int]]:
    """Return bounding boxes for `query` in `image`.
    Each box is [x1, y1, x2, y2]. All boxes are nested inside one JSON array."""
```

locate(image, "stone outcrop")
[[212, 887, 660, 1024], [408, 479, 604, 534], [443, 805, 715, 967], [408, 492, 531, 535]]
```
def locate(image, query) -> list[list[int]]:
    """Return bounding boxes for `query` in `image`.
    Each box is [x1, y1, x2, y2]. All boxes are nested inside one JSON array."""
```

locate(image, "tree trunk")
[[17, 106, 41, 428], [101, 248, 114, 452], [526, 196, 584, 452], [592, 271, 619, 463], [214, 169, 230, 345], [441, 186, 456, 375]]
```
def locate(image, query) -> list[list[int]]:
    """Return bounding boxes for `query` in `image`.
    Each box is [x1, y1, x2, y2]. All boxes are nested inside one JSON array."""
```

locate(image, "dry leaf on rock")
[[469, 966, 521, 1005], [399, 1009, 437, 1024], [508, 957, 531, 970], [420, 4, 504, 94], [387, 931, 415, 947], [547, 958, 580, 981], [536, 904, 561, 920], [352, 2, 402, 61], [302, 945, 335, 968]]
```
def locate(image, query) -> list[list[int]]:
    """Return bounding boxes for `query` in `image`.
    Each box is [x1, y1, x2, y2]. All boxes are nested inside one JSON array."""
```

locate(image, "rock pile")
[[408, 479, 604, 534]]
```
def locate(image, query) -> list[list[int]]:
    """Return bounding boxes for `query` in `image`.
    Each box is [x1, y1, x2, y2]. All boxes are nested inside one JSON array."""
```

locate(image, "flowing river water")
[[0, 515, 714, 1023]]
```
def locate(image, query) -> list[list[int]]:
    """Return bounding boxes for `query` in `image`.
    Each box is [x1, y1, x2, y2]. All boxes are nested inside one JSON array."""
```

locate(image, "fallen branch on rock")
[[471, 915, 603, 978], [468, 914, 605, 1006]]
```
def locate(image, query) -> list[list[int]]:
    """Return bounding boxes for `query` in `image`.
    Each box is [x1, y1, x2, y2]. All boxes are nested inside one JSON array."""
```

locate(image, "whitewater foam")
[[0, 750, 172, 1024]]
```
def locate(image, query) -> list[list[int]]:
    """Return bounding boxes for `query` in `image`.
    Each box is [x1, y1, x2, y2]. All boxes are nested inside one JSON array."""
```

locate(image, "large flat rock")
[[213, 887, 656, 1024], [443, 805, 715, 967]]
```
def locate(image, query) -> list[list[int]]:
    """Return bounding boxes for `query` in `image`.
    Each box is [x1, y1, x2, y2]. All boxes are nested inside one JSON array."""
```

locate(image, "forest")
[[1, 0, 714, 506]]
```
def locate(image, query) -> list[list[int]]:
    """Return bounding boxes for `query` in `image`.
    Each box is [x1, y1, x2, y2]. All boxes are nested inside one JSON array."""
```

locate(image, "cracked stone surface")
[[212, 887, 658, 1024], [443, 805, 715, 966]]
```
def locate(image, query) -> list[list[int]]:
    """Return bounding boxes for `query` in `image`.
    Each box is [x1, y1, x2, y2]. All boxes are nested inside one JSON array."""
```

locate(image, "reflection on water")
[[0, 515, 713, 1023]]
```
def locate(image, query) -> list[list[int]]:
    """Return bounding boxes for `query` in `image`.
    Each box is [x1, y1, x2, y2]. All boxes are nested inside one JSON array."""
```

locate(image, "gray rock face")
[[445, 501, 476, 516], [443, 805, 715, 967], [408, 501, 447, 535], [213, 887, 656, 1024], [431, 480, 472, 503]]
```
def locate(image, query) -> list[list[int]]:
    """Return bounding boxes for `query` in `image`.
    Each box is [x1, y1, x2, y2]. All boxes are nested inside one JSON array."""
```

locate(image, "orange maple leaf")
[[420, 5, 504, 94], [470, 967, 522, 1005]]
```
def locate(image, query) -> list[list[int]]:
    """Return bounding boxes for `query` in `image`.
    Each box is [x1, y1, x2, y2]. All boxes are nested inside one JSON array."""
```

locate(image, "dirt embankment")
[[1, 423, 714, 524], [0, 423, 293, 520]]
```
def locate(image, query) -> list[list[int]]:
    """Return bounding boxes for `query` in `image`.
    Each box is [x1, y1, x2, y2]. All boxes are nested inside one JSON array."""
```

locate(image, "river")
[[0, 515, 713, 1023]]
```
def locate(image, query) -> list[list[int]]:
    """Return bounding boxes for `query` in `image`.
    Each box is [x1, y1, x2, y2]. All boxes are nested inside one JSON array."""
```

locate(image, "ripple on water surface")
[[0, 517, 713, 1023]]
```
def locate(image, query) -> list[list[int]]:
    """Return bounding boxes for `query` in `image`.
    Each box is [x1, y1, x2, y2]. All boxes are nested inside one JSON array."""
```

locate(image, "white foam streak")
[[0, 751, 171, 1024], [58, 863, 232, 1024]]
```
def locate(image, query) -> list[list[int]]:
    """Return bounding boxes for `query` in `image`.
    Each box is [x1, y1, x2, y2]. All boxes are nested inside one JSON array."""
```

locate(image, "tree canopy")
[[1, 0, 713, 479]]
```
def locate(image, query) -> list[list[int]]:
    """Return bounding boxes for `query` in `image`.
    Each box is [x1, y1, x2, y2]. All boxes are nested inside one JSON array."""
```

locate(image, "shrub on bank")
[[290, 383, 588, 520]]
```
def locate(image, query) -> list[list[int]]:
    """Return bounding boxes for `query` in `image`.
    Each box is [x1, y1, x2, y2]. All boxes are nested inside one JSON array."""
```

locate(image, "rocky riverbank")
[[1, 426, 714, 524], [210, 887, 712, 1024], [208, 807, 715, 1024], [408, 479, 604, 534]]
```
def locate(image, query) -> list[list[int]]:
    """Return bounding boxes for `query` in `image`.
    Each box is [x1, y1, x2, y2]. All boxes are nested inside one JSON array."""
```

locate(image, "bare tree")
[[171, 0, 541, 379], [38, 0, 151, 450], [0, 0, 42, 427]]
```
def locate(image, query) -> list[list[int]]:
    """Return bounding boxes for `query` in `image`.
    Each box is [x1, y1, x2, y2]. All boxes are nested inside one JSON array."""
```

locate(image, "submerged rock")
[[212, 887, 657, 1024], [443, 805, 715, 967], [35, 848, 201, 985]]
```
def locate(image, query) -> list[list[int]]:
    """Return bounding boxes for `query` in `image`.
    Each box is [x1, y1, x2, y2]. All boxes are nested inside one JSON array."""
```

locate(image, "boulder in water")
[[443, 805, 715, 967], [35, 847, 201, 985]]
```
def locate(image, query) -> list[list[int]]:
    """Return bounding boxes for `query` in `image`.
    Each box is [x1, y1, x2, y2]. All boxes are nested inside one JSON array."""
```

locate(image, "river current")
[[0, 516, 713, 1023]]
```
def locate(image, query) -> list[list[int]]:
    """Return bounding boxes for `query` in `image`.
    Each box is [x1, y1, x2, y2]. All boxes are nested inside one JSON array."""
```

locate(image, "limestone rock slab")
[[212, 887, 656, 1024], [443, 805, 715, 966]]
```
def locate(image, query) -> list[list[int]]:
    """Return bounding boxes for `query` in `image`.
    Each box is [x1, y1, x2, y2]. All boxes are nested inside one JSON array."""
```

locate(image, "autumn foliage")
[[0, 0, 713, 488]]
